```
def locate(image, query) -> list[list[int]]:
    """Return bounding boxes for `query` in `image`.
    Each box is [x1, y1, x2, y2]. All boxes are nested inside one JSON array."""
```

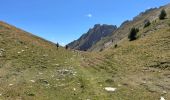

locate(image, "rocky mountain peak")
[[68, 24, 117, 51]]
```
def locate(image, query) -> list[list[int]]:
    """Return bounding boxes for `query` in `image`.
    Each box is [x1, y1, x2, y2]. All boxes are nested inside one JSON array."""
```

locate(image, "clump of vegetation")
[[25, 91, 35, 97], [144, 20, 151, 28], [114, 44, 118, 48], [159, 9, 167, 20], [168, 23, 170, 27], [99, 48, 103, 52], [168, 20, 170, 26], [128, 27, 139, 41], [149, 61, 170, 70]]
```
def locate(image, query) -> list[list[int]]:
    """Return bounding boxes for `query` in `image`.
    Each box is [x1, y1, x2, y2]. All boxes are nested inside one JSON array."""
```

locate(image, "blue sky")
[[0, 0, 169, 45]]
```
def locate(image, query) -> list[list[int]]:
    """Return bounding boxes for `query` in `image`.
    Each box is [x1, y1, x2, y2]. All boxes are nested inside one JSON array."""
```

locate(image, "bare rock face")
[[68, 24, 117, 51]]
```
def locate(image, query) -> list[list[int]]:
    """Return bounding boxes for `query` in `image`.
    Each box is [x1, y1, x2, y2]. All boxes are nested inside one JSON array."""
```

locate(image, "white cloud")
[[146, 6, 151, 9], [61, 42, 65, 46], [86, 14, 92, 18]]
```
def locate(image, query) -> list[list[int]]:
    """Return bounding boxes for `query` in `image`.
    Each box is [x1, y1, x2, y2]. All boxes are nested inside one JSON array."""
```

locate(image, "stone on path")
[[104, 87, 117, 92], [160, 96, 165, 100], [30, 80, 35, 83]]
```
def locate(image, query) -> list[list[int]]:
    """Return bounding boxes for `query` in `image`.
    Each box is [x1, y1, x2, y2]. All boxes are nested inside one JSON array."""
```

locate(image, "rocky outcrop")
[[68, 24, 117, 51]]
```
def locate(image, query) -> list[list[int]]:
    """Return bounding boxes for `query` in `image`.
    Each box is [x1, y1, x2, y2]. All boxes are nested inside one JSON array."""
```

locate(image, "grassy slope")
[[0, 6, 169, 100], [79, 8, 170, 100], [0, 21, 107, 100], [90, 4, 170, 51]]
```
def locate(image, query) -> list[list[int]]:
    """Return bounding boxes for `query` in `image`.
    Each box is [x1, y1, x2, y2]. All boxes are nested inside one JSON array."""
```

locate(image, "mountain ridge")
[[68, 24, 117, 51], [68, 3, 170, 51]]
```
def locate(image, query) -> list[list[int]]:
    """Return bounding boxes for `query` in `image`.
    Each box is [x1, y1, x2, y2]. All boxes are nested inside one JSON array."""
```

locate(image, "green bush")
[[128, 27, 139, 41], [144, 20, 151, 28], [159, 9, 167, 20], [168, 23, 170, 27], [114, 44, 118, 48], [99, 48, 103, 52]]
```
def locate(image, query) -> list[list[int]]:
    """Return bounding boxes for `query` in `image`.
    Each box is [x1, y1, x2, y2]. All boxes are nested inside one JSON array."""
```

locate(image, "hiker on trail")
[[65, 45, 68, 50], [56, 43, 59, 49]]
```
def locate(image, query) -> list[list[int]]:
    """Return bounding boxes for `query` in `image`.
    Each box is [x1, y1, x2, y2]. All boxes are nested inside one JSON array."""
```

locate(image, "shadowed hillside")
[[68, 24, 117, 51]]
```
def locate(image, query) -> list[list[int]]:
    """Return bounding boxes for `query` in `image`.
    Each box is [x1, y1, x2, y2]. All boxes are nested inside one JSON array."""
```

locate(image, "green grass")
[[0, 6, 170, 100], [77, 11, 170, 99]]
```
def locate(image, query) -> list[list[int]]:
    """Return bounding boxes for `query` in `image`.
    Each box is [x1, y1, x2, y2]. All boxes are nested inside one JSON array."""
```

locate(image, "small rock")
[[118, 84, 122, 87], [39, 72, 43, 75], [43, 54, 48, 57], [162, 91, 167, 94], [9, 84, 13, 86], [64, 62, 67, 64], [24, 46, 28, 49], [41, 80, 48, 84], [51, 75, 54, 77], [55, 64, 60, 66], [142, 81, 147, 84], [104, 87, 117, 92], [17, 52, 21, 54], [160, 96, 165, 100], [73, 73, 76, 76], [30, 80, 35, 83], [0, 48, 5, 51], [73, 88, 76, 91], [77, 83, 80, 85]]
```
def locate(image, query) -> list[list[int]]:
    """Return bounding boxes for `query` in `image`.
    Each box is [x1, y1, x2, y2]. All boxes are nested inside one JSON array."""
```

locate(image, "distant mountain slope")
[[68, 24, 117, 51], [90, 4, 170, 51], [87, 20, 170, 100], [80, 4, 170, 99]]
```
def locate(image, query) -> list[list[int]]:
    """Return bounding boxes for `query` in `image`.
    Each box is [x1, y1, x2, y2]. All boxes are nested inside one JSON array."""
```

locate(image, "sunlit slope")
[[90, 3, 170, 51], [0, 21, 107, 100], [80, 9, 170, 99], [0, 4, 169, 99]]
